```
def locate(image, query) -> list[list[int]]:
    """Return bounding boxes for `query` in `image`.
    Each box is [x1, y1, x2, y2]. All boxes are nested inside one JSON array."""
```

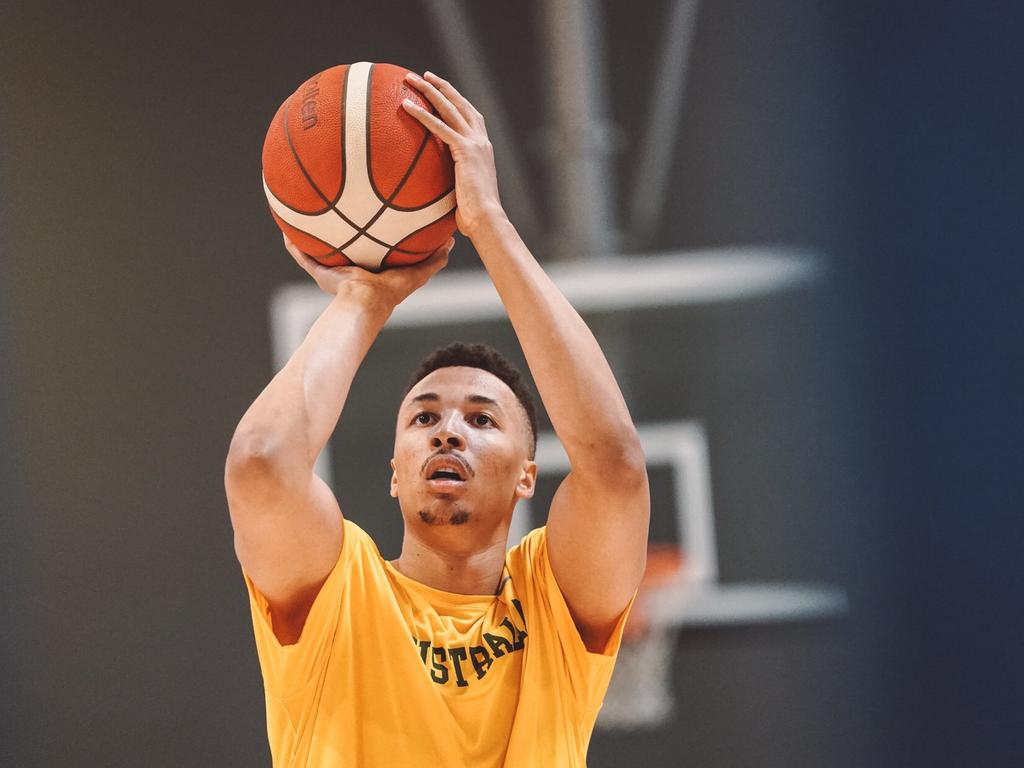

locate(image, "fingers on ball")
[[406, 71, 471, 130], [423, 72, 479, 124]]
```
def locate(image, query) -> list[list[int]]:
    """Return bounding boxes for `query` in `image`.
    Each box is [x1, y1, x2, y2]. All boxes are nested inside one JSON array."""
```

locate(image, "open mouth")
[[423, 454, 471, 484], [429, 469, 464, 481]]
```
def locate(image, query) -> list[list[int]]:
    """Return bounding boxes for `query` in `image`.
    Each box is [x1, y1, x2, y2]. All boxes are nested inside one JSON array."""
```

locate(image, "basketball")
[[262, 62, 457, 271]]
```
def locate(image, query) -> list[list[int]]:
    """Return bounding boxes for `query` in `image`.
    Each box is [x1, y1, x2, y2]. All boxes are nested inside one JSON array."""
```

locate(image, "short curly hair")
[[405, 342, 538, 458]]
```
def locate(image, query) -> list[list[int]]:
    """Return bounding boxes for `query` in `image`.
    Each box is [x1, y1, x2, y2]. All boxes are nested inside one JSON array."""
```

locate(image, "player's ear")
[[515, 460, 537, 500], [389, 458, 399, 498]]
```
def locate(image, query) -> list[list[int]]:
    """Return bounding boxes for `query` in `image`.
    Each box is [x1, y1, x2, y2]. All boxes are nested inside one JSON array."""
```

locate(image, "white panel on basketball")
[[262, 177, 360, 244], [263, 61, 456, 270], [367, 189, 457, 244], [264, 174, 432, 271], [337, 62, 384, 227], [346, 237, 392, 270], [337, 62, 455, 266]]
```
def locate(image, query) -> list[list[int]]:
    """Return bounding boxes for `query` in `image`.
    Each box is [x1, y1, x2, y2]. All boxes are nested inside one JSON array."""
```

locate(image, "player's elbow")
[[576, 433, 648, 488], [613, 439, 648, 487], [227, 428, 274, 472], [606, 426, 646, 473], [225, 428, 297, 491]]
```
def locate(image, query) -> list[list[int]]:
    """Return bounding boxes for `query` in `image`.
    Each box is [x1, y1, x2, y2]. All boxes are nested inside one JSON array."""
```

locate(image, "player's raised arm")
[[403, 72, 649, 653], [225, 238, 450, 643]]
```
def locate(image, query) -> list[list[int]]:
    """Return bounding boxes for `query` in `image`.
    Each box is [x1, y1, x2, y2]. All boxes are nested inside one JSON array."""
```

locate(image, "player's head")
[[390, 343, 538, 530], [405, 343, 538, 456]]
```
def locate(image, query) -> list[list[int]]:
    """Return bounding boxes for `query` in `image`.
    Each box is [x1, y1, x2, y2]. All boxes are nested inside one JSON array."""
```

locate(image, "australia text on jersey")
[[411, 599, 529, 688]]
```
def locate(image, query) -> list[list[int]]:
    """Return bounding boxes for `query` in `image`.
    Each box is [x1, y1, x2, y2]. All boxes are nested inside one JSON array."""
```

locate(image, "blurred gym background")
[[1, 1, 1020, 766]]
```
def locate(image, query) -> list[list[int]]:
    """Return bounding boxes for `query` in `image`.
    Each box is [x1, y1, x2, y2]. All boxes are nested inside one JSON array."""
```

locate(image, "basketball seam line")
[[359, 64, 455, 213], [332, 207, 455, 260], [278, 74, 364, 233], [335, 62, 456, 259], [379, 209, 457, 269], [339, 131, 432, 250], [338, 64, 349, 207], [333, 129, 444, 257], [272, 66, 374, 239], [269, 98, 336, 216], [273, 201, 453, 264]]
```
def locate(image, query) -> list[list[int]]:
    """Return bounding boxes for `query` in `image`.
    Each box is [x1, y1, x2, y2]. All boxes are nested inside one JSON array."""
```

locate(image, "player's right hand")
[[282, 233, 452, 308]]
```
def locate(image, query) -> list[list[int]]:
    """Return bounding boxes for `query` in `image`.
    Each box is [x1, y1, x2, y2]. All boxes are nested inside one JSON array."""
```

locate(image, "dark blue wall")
[[829, 3, 1023, 763]]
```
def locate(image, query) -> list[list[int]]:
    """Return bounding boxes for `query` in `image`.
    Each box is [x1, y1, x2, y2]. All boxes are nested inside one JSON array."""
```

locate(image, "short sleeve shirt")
[[243, 519, 632, 767]]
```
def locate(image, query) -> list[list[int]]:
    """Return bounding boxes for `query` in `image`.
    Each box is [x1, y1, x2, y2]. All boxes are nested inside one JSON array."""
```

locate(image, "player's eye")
[[471, 414, 494, 427], [413, 412, 436, 425]]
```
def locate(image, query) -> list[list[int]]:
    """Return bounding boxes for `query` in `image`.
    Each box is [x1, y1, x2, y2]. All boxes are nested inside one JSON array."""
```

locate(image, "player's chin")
[[417, 506, 472, 527]]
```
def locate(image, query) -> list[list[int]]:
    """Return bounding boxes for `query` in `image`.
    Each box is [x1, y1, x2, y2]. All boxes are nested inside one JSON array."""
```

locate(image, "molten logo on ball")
[[300, 79, 319, 130]]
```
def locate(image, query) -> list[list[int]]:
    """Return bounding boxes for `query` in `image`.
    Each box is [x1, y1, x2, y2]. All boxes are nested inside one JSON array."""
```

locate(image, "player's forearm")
[[469, 216, 644, 472], [230, 284, 392, 470]]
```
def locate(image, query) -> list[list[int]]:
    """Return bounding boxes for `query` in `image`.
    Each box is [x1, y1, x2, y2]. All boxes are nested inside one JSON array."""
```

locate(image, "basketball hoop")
[[598, 543, 690, 730]]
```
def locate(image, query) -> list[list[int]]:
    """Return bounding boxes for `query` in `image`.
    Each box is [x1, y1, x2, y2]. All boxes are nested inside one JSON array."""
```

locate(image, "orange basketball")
[[262, 62, 457, 271]]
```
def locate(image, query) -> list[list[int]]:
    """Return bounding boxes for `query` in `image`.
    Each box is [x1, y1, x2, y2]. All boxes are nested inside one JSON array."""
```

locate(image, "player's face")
[[391, 366, 536, 529]]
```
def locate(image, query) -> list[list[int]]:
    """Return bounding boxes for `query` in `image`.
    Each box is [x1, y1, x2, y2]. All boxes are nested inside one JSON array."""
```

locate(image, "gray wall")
[[2, 1, 1018, 766]]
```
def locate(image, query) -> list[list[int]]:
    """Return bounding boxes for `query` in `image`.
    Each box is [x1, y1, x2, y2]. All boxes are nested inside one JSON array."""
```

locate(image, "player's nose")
[[430, 414, 466, 450]]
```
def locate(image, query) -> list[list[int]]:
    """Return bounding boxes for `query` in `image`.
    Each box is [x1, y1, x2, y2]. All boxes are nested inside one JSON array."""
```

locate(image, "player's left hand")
[[402, 71, 507, 239], [283, 232, 451, 306]]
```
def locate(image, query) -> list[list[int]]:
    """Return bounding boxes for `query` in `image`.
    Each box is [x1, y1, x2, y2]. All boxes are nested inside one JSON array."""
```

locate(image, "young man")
[[226, 71, 649, 767]]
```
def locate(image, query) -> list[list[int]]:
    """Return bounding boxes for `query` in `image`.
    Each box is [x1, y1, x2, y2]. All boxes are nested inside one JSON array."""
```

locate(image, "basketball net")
[[597, 545, 689, 730]]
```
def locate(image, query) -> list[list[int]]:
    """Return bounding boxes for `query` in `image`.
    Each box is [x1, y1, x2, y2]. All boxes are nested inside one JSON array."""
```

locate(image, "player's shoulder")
[[340, 518, 388, 569], [506, 526, 549, 575], [341, 517, 372, 544], [508, 524, 545, 551]]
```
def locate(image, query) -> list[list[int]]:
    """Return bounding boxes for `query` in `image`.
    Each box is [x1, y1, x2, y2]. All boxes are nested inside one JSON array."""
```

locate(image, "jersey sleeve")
[[241, 518, 366, 700], [512, 526, 636, 713]]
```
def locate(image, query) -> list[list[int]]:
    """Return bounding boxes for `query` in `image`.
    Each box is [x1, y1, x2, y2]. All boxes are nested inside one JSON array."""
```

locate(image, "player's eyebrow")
[[409, 392, 503, 409], [466, 394, 500, 407], [410, 393, 440, 403]]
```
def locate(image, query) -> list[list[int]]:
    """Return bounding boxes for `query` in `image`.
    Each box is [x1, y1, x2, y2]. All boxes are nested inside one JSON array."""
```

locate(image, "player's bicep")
[[226, 462, 343, 638], [545, 464, 649, 652]]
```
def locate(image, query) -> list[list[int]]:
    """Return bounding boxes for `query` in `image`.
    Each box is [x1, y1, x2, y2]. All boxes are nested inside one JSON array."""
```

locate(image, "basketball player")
[[226, 71, 650, 767]]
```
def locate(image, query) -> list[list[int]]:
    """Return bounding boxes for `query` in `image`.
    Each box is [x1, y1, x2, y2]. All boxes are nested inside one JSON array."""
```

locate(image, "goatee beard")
[[418, 507, 470, 526]]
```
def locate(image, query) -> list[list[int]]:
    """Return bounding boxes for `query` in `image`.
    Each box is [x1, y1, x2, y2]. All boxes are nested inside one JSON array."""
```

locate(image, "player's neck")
[[392, 525, 509, 596]]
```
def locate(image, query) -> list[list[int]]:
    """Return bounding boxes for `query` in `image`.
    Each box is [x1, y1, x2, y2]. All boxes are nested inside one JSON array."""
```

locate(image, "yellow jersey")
[[242, 519, 631, 767]]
